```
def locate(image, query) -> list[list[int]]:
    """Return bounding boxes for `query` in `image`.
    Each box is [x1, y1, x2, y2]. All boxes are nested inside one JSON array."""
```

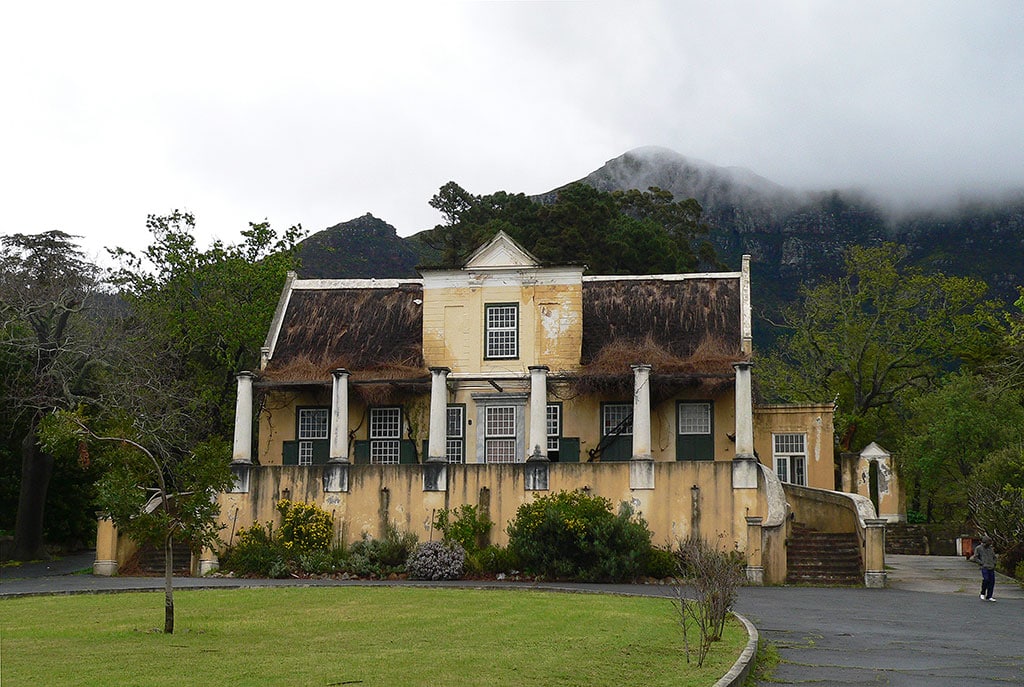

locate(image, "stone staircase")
[[133, 542, 193, 575], [786, 523, 863, 586]]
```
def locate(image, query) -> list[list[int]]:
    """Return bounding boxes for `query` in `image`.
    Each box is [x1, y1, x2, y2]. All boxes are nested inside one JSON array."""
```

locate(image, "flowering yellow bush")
[[276, 499, 334, 553]]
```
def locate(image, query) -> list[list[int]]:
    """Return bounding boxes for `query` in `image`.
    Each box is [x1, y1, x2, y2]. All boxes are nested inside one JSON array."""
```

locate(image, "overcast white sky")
[[2, 1, 1023, 262]]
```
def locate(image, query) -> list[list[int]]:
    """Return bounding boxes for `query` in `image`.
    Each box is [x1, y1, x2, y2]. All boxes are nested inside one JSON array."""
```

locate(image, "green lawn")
[[0, 587, 747, 686]]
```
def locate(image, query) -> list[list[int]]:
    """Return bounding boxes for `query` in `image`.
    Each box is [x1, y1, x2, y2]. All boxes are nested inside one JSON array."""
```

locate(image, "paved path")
[[2, 552, 1022, 685]]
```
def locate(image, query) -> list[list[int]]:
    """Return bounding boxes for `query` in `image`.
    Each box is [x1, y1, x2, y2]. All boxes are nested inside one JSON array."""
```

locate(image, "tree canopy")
[[109, 211, 303, 443], [421, 181, 719, 274], [758, 243, 1004, 451], [1, 231, 107, 559]]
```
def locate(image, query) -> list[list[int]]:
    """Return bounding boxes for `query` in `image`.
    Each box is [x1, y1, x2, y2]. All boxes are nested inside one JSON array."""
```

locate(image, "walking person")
[[971, 536, 997, 602]]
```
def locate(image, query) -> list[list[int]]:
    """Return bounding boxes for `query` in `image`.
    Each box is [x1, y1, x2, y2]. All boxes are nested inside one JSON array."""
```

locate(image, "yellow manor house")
[[95, 232, 888, 585]]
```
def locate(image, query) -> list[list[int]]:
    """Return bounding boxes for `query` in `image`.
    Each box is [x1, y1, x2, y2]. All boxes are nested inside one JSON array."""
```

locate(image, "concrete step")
[[787, 524, 864, 586]]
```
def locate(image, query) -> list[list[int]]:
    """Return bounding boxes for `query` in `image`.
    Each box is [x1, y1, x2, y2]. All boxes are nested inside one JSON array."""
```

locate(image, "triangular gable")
[[463, 231, 540, 269], [860, 441, 891, 459]]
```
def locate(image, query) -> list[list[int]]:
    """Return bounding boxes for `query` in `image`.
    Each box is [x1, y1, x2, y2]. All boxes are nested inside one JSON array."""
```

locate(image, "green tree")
[[109, 211, 304, 440], [40, 408, 234, 633], [759, 244, 1004, 451], [966, 445, 1024, 562], [0, 231, 105, 559], [899, 373, 1024, 521]]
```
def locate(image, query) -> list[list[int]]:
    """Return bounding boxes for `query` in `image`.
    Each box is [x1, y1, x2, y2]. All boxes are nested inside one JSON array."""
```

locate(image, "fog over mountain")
[[297, 147, 1024, 333]]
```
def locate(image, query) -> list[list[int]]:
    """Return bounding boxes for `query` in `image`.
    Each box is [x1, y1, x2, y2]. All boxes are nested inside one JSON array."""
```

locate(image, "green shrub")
[[506, 490, 653, 582], [644, 546, 678, 579], [221, 522, 289, 577], [343, 552, 380, 578], [467, 544, 519, 576], [221, 501, 337, 577], [298, 549, 334, 575], [349, 523, 418, 573], [433, 505, 493, 553], [406, 541, 466, 580], [1014, 560, 1024, 583]]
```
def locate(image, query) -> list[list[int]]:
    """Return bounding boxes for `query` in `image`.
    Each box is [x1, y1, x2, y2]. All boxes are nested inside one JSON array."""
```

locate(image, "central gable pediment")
[[463, 231, 540, 270]]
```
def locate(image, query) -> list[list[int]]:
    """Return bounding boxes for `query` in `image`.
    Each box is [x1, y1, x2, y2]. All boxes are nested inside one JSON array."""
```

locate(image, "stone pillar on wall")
[[424, 367, 450, 491], [527, 366, 549, 461], [230, 371, 255, 493], [325, 369, 351, 493], [427, 367, 450, 463], [525, 366, 550, 491], [630, 364, 655, 490], [329, 368, 350, 462], [864, 518, 887, 588], [732, 361, 758, 489], [745, 516, 764, 585]]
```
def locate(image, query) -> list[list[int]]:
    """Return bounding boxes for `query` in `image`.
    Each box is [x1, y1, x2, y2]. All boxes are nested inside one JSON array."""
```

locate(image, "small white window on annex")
[[773, 433, 806, 486]]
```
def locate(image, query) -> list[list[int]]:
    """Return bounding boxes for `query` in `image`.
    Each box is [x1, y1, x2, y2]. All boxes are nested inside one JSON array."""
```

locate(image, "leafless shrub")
[[670, 535, 746, 667]]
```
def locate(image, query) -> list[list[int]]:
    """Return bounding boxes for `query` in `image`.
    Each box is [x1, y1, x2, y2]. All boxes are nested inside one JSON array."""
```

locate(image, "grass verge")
[[0, 587, 747, 686]]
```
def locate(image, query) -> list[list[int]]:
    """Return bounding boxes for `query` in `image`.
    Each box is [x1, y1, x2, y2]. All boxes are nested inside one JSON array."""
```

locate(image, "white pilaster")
[[330, 368, 350, 463], [740, 255, 752, 355], [427, 367, 451, 463], [528, 366, 549, 461], [733, 361, 755, 461], [231, 371, 255, 464], [631, 364, 652, 461]]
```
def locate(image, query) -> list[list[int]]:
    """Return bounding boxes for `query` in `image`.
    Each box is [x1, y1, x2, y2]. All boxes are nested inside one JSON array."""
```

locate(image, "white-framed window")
[[297, 407, 329, 466], [546, 403, 561, 453], [678, 403, 712, 434], [370, 407, 402, 465], [602, 403, 633, 437], [485, 405, 517, 463], [485, 303, 518, 359], [446, 405, 465, 464], [774, 433, 806, 485]]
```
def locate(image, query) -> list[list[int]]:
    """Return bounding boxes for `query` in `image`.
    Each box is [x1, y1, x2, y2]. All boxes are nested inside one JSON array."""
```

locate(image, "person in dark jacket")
[[970, 537, 997, 602]]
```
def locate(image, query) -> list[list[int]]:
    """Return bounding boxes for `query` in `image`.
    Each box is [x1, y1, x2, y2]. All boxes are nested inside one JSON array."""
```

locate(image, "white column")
[[231, 371, 255, 464], [631, 364, 652, 461], [329, 368, 350, 463], [527, 366, 549, 461], [427, 367, 450, 463], [733, 361, 755, 461], [740, 255, 752, 355]]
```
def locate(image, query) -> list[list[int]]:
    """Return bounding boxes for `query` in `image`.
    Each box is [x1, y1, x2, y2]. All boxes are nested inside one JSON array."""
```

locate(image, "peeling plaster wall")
[[753, 404, 835, 490]]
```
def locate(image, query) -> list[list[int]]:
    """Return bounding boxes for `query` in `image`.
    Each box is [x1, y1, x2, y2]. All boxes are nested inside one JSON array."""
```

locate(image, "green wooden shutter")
[[354, 441, 370, 465], [400, 439, 418, 464], [282, 441, 298, 466], [676, 434, 714, 461], [312, 440, 330, 465], [602, 435, 632, 461], [559, 438, 580, 463]]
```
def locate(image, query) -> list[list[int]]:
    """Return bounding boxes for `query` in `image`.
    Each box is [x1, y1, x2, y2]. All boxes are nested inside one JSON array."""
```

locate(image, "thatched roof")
[[581, 277, 742, 362], [573, 277, 746, 401], [263, 284, 425, 383]]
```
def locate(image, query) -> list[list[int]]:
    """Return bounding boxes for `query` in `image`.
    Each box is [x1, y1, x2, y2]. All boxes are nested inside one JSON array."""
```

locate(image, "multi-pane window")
[[297, 408, 329, 466], [446, 405, 465, 464], [485, 405, 517, 463], [602, 403, 633, 437], [485, 304, 518, 359], [546, 403, 561, 453], [774, 433, 806, 485], [678, 403, 712, 434], [370, 407, 402, 465]]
